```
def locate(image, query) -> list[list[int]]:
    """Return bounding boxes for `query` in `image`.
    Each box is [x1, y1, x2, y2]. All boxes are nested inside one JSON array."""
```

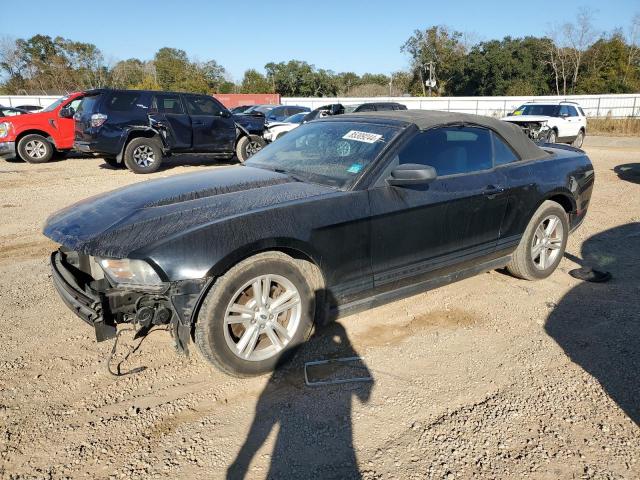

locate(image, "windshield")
[[42, 96, 70, 112], [246, 121, 401, 189], [513, 104, 560, 117], [283, 112, 306, 123]]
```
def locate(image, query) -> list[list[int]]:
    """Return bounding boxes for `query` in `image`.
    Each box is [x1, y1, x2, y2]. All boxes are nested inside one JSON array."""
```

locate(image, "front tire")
[[547, 129, 557, 144], [194, 252, 316, 377], [123, 137, 163, 174], [506, 200, 568, 280], [572, 130, 585, 148], [17, 134, 53, 163], [235, 135, 266, 163]]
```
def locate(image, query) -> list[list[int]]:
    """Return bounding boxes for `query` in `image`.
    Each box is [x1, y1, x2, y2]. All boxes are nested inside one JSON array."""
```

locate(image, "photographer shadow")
[[227, 289, 373, 479], [545, 222, 640, 425]]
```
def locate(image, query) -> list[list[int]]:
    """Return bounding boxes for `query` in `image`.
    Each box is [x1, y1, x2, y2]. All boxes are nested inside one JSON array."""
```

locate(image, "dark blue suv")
[[74, 89, 266, 173]]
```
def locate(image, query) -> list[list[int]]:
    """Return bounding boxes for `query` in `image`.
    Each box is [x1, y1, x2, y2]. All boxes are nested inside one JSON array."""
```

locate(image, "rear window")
[[75, 94, 102, 115]]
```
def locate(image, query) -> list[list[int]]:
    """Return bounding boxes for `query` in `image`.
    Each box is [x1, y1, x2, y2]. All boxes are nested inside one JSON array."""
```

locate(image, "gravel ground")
[[0, 138, 638, 479]]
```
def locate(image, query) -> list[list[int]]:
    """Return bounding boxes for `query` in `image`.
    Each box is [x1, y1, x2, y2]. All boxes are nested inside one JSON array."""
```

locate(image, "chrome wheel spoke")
[[236, 325, 260, 358], [252, 280, 264, 307], [548, 238, 562, 250], [228, 303, 254, 316], [271, 321, 291, 341], [545, 217, 559, 236], [265, 325, 284, 349]]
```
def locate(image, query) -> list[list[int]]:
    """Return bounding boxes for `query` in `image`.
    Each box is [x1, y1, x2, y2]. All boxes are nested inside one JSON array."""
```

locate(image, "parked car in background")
[[343, 102, 408, 113], [230, 105, 254, 114], [502, 101, 587, 147], [15, 104, 44, 112], [302, 102, 408, 123], [73, 89, 267, 173], [238, 104, 310, 124], [263, 111, 308, 141], [0, 106, 30, 117], [45, 110, 594, 376], [0, 92, 85, 163]]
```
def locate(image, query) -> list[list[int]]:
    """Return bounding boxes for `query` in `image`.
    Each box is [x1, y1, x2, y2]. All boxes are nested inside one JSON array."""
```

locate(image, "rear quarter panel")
[[499, 146, 594, 243]]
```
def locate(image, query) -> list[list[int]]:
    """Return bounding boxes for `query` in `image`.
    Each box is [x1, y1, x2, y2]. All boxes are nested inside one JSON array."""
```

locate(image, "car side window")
[[492, 132, 519, 166], [375, 104, 394, 111], [107, 92, 142, 111], [397, 127, 493, 176], [578, 107, 586, 117], [185, 95, 222, 116], [154, 94, 184, 114], [559, 105, 570, 117], [567, 106, 578, 117], [67, 98, 82, 113]]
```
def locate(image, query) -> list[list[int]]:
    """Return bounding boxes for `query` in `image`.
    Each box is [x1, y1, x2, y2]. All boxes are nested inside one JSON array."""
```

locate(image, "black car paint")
[[45, 116, 594, 347], [74, 89, 264, 159]]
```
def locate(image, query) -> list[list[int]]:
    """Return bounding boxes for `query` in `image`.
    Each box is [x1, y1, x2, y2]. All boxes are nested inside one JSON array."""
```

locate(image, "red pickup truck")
[[0, 91, 85, 163]]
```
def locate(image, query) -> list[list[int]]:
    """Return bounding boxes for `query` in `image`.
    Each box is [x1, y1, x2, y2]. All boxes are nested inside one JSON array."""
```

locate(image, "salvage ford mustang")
[[43, 111, 594, 377]]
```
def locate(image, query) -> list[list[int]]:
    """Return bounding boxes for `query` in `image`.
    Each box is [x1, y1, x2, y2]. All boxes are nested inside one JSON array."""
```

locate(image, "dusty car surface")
[[43, 110, 594, 377]]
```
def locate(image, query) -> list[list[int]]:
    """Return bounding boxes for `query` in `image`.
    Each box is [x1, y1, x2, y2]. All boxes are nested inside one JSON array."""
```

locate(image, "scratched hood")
[[43, 166, 335, 258]]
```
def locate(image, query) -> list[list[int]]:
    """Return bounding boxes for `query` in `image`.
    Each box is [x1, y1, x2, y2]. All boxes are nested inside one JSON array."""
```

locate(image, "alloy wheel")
[[25, 140, 47, 159], [246, 141, 263, 157], [223, 274, 301, 361], [531, 214, 564, 270], [132, 145, 155, 167]]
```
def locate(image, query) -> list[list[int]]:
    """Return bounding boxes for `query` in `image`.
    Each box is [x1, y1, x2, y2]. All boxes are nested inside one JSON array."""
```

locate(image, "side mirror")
[[220, 110, 231, 118], [387, 163, 437, 186], [59, 107, 74, 118]]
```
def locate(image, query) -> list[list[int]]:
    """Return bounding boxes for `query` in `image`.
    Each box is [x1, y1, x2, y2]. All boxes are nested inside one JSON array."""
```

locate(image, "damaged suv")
[[45, 110, 594, 377], [74, 89, 266, 173]]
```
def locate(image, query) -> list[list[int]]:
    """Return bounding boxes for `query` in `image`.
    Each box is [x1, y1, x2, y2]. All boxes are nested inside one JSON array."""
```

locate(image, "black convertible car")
[[44, 111, 594, 376]]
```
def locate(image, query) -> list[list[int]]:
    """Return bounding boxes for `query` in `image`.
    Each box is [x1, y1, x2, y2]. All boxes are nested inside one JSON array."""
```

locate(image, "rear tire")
[[17, 134, 53, 164], [235, 135, 266, 163], [123, 137, 163, 174], [194, 252, 316, 377], [506, 200, 568, 280], [572, 130, 585, 148]]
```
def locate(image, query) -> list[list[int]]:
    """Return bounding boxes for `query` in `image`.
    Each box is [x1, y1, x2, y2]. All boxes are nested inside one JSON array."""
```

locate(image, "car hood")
[[43, 166, 336, 258], [502, 115, 550, 123]]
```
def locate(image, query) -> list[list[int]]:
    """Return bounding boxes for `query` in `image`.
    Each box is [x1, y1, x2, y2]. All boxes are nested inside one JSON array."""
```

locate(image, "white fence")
[[0, 95, 60, 109], [282, 94, 640, 118], [2, 93, 640, 118]]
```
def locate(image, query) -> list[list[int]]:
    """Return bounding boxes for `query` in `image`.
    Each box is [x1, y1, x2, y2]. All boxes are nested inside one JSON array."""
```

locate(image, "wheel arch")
[[116, 127, 165, 161], [15, 129, 56, 148], [189, 239, 326, 341]]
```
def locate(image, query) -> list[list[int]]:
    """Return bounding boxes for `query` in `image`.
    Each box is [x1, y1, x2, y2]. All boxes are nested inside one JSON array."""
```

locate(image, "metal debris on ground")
[[304, 356, 372, 386]]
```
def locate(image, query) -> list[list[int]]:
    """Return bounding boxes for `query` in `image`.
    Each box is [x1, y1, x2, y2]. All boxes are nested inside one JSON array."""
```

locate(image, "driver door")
[[369, 126, 508, 293], [58, 97, 83, 147], [184, 95, 236, 153]]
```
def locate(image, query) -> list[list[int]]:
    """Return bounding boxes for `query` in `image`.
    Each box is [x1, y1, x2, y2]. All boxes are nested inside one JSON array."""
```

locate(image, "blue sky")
[[1, 0, 638, 80]]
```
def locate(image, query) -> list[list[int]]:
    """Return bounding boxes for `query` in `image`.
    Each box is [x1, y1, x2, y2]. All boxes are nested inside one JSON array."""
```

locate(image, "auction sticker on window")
[[342, 130, 383, 143]]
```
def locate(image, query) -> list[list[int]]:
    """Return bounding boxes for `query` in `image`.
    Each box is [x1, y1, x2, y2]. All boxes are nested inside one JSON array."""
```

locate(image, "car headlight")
[[0, 122, 12, 139], [98, 258, 162, 286]]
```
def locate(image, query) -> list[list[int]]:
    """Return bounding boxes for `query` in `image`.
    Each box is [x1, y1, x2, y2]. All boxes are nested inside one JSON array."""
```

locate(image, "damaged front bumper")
[[504, 121, 551, 143], [50, 250, 211, 353]]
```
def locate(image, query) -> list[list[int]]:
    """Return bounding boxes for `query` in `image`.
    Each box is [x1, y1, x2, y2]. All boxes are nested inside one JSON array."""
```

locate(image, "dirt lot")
[[0, 138, 639, 479]]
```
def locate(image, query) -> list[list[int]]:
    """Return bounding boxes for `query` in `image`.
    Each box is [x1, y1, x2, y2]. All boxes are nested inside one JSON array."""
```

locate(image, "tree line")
[[1, 11, 638, 97]]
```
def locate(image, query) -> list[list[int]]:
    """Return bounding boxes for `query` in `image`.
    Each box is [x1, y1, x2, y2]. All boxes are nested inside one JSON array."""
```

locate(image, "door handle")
[[483, 185, 505, 199], [193, 121, 204, 126]]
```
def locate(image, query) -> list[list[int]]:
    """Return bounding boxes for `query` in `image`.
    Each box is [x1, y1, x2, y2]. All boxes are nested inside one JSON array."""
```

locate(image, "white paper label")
[[342, 130, 383, 143]]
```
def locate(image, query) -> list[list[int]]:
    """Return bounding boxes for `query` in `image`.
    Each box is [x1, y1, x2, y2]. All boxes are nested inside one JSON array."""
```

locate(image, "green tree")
[[401, 25, 467, 95], [240, 69, 273, 93]]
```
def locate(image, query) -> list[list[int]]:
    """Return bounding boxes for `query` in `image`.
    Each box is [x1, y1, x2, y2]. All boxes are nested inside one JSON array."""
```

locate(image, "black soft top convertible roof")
[[332, 109, 549, 162]]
